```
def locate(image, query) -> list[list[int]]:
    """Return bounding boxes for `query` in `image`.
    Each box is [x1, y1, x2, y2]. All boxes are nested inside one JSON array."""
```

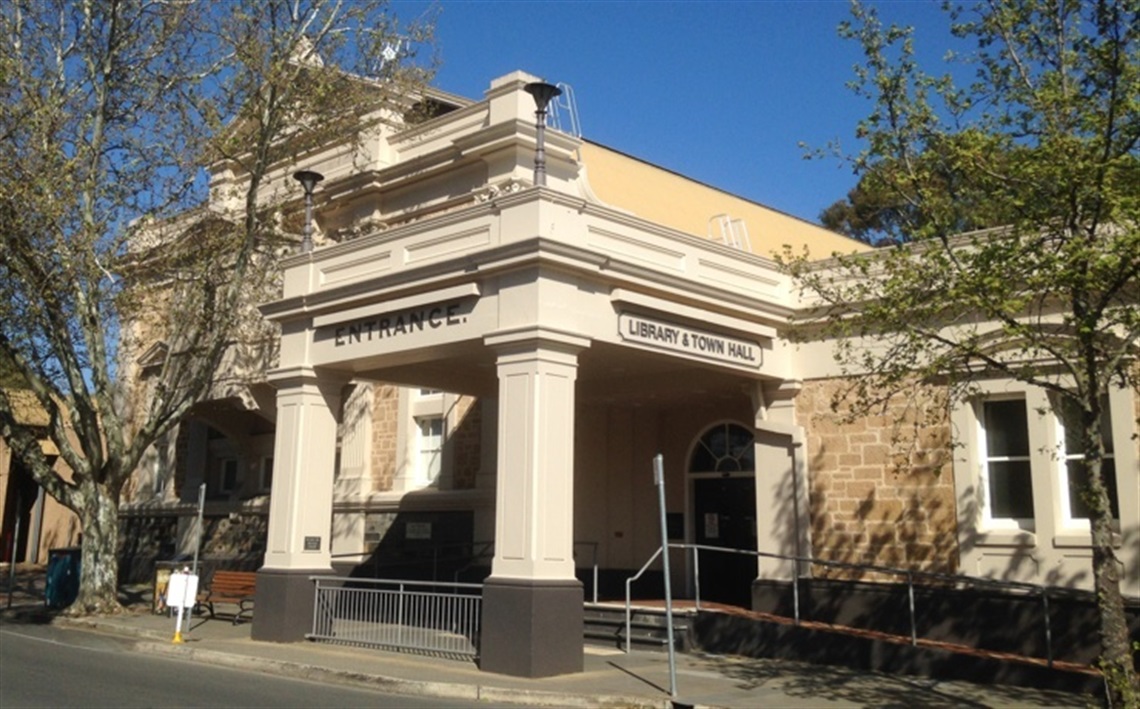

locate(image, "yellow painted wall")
[[580, 142, 870, 259]]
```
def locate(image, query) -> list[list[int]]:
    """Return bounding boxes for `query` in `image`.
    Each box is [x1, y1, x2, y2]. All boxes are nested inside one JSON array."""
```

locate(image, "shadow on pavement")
[[691, 652, 1086, 708]]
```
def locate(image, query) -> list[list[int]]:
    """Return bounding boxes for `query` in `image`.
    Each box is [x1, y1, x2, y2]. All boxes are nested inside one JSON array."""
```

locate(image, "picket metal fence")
[[308, 576, 482, 658]]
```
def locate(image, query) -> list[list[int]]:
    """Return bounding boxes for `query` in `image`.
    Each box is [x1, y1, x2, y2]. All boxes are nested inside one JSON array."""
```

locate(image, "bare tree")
[[0, 0, 434, 614]]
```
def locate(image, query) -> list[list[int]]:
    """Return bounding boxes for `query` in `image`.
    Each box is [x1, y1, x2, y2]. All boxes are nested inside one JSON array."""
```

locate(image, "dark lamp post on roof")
[[524, 81, 562, 188], [293, 170, 324, 253]]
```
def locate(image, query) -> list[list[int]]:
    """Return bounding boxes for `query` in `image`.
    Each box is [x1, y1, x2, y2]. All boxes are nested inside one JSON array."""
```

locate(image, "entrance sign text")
[[332, 302, 467, 347], [619, 313, 762, 368]]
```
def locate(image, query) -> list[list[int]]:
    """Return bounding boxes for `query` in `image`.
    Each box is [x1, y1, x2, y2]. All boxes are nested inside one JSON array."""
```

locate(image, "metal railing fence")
[[308, 576, 482, 658], [332, 540, 601, 603], [625, 542, 1060, 667]]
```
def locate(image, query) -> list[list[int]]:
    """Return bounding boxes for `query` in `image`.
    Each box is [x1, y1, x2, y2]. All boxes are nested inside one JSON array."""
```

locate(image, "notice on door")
[[704, 513, 720, 539]]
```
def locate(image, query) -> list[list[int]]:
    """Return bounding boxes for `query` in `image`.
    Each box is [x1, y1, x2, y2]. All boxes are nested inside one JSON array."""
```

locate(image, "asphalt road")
[[0, 622, 507, 708]]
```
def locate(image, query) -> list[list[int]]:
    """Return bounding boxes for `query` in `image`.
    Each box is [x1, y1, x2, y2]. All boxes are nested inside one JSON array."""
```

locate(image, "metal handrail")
[[450, 541, 495, 583], [626, 542, 1060, 667], [308, 575, 483, 590], [623, 546, 665, 654]]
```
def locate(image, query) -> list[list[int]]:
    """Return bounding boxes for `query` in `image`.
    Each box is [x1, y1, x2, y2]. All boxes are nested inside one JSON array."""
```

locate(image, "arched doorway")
[[689, 422, 756, 607]]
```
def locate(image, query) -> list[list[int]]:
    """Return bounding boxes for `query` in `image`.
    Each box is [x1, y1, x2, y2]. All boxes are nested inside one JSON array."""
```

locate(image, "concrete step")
[[582, 603, 691, 652]]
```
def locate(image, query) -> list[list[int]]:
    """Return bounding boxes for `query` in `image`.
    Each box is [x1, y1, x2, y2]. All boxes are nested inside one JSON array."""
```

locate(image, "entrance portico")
[[253, 72, 816, 677]]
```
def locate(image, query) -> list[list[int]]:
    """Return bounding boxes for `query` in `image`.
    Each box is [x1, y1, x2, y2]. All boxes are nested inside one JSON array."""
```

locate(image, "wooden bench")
[[197, 570, 256, 624]]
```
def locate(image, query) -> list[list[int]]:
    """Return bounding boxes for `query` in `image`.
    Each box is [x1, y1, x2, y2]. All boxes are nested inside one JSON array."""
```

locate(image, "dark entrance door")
[[693, 476, 756, 607]]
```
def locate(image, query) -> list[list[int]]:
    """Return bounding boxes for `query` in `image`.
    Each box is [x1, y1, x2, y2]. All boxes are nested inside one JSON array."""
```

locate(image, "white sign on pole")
[[166, 569, 200, 643], [165, 570, 199, 609]]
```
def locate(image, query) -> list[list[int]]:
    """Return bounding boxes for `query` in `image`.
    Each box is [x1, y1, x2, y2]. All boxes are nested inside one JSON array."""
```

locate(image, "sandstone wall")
[[796, 378, 958, 580], [370, 383, 400, 492], [450, 395, 481, 490]]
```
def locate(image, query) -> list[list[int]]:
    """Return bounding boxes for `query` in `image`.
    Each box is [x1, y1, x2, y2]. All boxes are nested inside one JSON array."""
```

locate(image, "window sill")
[[973, 529, 1037, 547], [1052, 531, 1123, 548]]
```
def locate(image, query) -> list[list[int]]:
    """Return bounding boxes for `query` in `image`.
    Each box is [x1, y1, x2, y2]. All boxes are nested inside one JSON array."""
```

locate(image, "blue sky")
[[393, 0, 964, 226]]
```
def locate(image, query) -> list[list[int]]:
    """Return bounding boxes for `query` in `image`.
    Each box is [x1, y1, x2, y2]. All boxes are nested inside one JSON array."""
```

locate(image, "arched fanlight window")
[[689, 423, 755, 474]]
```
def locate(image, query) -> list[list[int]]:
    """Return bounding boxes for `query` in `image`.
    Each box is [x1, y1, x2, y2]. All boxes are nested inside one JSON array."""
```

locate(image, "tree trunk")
[[1084, 411, 1139, 707], [1091, 513, 1138, 706], [68, 482, 123, 615]]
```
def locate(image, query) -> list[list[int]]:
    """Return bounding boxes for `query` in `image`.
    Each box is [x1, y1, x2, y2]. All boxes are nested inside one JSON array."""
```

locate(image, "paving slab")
[[39, 610, 1086, 709], [0, 565, 1091, 709]]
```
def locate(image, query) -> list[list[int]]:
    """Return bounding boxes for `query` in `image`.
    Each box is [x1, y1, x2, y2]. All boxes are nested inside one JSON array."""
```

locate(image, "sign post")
[[653, 454, 678, 699], [186, 482, 206, 638]]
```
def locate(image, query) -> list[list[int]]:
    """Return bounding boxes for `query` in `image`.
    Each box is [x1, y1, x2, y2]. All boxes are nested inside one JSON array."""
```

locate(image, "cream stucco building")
[[119, 70, 1139, 677]]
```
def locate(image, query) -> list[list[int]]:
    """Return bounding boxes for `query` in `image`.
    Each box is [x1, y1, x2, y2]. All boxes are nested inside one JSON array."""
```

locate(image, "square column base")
[[251, 567, 328, 642], [480, 577, 583, 677]]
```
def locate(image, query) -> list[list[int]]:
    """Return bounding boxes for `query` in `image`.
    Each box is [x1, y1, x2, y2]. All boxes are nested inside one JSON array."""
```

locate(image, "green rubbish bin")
[[45, 547, 81, 609]]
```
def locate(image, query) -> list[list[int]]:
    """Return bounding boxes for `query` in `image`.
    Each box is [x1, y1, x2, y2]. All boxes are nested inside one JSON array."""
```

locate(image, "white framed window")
[[954, 381, 1137, 595], [394, 387, 454, 492], [259, 457, 274, 493], [978, 398, 1034, 528], [1054, 397, 1119, 525], [416, 415, 444, 484], [219, 458, 239, 493]]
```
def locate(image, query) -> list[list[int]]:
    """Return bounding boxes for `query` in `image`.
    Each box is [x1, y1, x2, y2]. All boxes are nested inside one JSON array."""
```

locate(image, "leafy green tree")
[[0, 0, 433, 615], [0, 351, 25, 389], [818, 137, 1012, 244], [787, 1, 1138, 702]]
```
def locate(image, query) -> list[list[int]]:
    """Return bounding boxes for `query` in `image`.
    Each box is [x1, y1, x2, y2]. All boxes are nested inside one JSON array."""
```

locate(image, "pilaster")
[[751, 379, 810, 582]]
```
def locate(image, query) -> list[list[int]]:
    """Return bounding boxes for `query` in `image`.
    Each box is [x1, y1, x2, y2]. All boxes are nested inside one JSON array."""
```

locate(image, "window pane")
[[1059, 396, 1114, 454], [417, 416, 443, 482], [221, 459, 239, 491], [727, 426, 753, 460], [1067, 459, 1119, 520], [988, 460, 1034, 519], [689, 423, 755, 473], [983, 400, 1029, 456], [1099, 403, 1114, 453], [706, 427, 729, 457], [714, 457, 742, 473], [738, 440, 755, 472], [689, 443, 718, 472]]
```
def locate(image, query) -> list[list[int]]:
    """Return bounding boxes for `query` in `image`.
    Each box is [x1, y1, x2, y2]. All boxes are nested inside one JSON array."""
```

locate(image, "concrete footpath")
[[2, 567, 1087, 708]]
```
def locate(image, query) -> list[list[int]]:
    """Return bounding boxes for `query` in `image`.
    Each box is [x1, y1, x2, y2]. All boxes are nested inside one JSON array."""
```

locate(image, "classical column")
[[480, 330, 587, 677], [252, 367, 343, 642]]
